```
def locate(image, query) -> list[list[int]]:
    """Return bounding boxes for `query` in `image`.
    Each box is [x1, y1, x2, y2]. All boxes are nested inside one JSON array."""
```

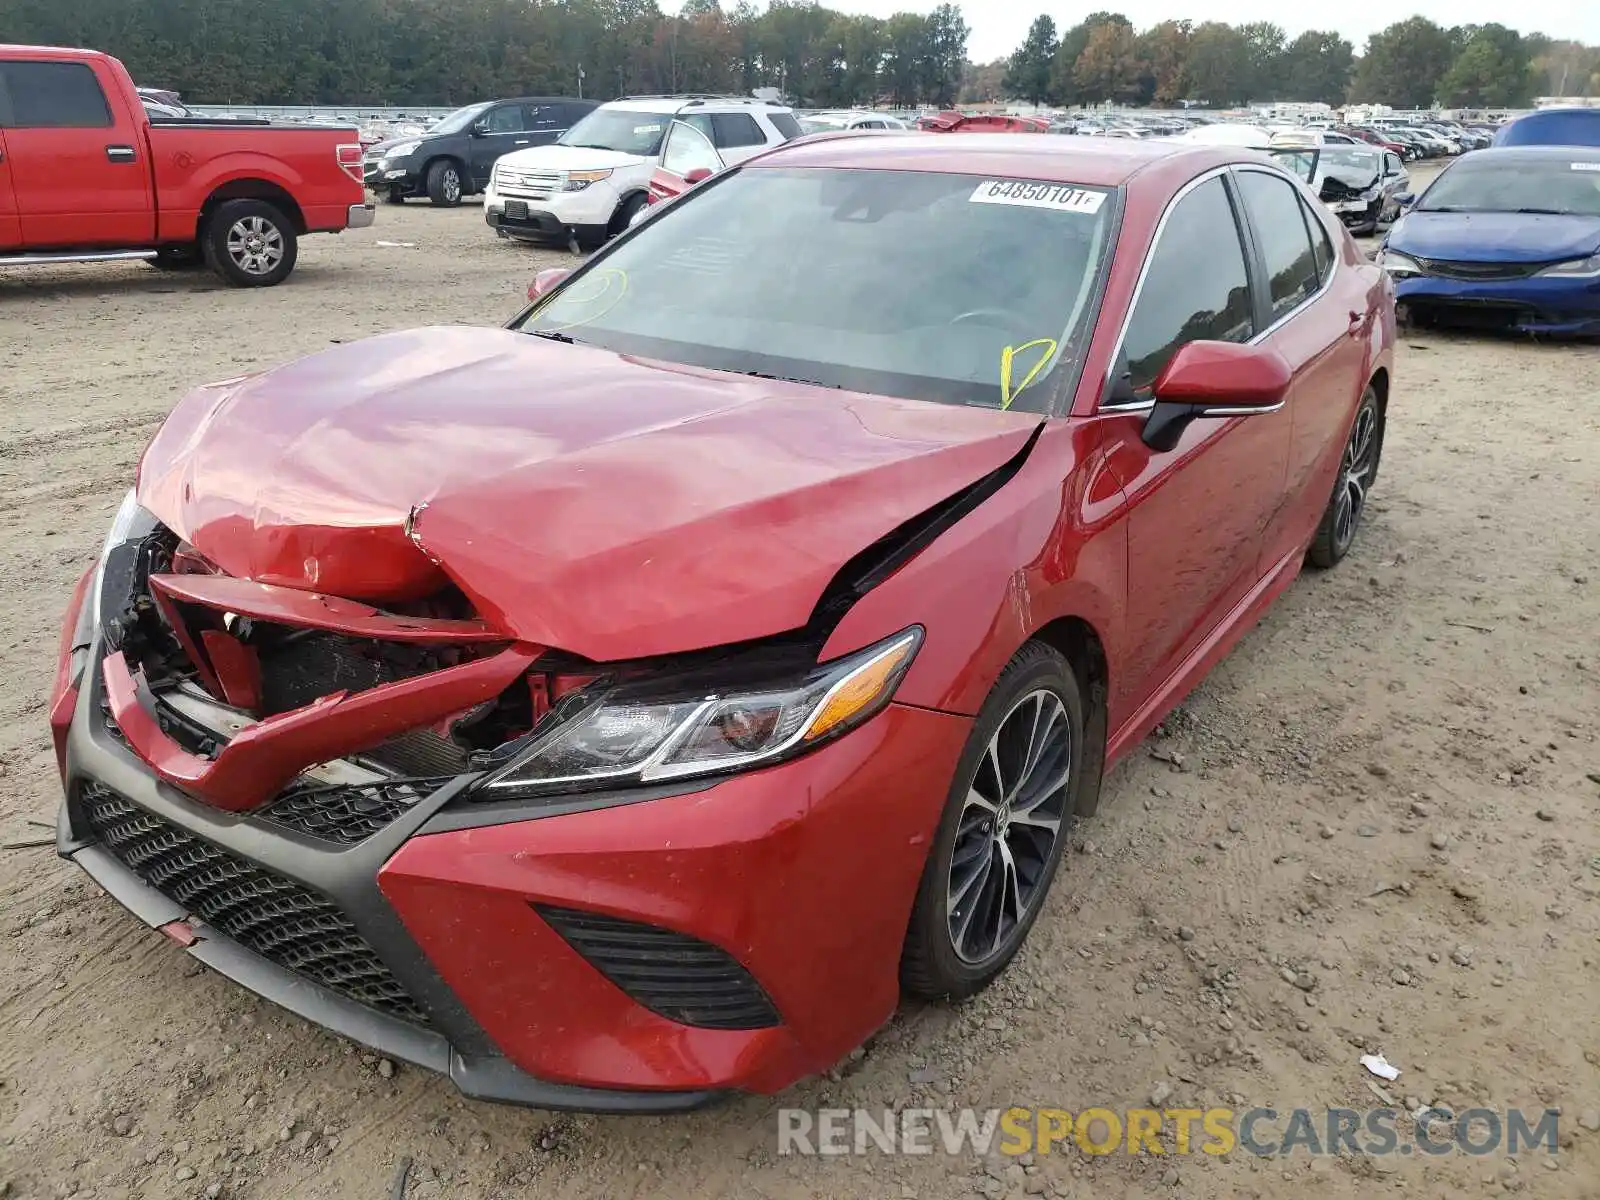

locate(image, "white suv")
[[486, 95, 802, 249]]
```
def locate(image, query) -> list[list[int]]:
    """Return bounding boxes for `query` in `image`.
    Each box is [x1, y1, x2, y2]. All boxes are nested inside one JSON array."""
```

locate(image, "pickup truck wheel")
[[426, 161, 463, 207], [203, 200, 298, 287]]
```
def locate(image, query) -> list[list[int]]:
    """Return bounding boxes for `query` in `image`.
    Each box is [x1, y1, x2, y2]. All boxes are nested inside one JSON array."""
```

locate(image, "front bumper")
[[364, 160, 420, 193], [485, 186, 615, 242], [1326, 197, 1383, 232], [53, 584, 969, 1106], [1394, 273, 1600, 335]]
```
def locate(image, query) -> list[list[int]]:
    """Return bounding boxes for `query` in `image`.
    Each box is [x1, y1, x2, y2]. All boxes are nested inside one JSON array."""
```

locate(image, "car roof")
[[749, 133, 1248, 188], [602, 96, 789, 114], [1457, 146, 1600, 163]]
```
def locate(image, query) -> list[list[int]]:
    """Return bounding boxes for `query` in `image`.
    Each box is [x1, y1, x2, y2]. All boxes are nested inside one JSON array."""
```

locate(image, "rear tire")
[[426, 160, 464, 207], [383, 190, 407, 205], [202, 200, 297, 288], [900, 641, 1088, 1001], [1307, 384, 1383, 568]]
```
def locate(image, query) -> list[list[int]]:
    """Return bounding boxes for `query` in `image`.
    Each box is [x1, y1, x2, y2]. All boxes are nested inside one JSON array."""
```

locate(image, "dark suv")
[[365, 96, 598, 206]]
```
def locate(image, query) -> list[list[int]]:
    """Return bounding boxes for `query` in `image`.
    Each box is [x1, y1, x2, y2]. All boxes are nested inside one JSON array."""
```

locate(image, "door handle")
[[106, 145, 137, 163], [1347, 310, 1366, 338]]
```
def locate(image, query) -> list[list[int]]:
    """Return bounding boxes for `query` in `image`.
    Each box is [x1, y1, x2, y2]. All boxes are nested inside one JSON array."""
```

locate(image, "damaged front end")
[[53, 403, 1038, 1104]]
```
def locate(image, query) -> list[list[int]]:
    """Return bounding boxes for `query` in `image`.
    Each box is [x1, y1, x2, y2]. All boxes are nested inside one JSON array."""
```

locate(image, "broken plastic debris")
[[1360, 1053, 1401, 1081]]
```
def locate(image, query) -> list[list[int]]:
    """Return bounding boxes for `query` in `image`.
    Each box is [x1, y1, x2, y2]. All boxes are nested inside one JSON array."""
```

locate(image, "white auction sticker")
[[1570, 162, 1600, 172], [969, 180, 1107, 213]]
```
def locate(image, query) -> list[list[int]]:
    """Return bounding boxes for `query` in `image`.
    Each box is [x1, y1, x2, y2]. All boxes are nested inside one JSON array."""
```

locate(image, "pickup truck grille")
[[496, 168, 562, 201]]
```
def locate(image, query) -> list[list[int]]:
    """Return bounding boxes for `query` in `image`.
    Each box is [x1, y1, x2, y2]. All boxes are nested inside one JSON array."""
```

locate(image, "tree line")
[[992, 12, 1598, 109], [0, 0, 969, 107]]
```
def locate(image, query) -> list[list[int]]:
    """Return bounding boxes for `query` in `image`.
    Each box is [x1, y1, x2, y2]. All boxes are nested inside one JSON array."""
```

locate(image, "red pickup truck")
[[0, 46, 374, 286]]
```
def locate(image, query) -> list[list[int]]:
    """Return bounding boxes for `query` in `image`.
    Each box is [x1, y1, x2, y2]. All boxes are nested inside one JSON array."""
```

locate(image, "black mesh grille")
[[1414, 257, 1544, 281], [536, 905, 780, 1030], [79, 782, 428, 1025], [259, 779, 447, 846]]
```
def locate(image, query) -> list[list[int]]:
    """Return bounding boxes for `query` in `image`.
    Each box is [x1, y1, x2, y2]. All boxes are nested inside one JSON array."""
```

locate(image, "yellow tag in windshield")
[[1000, 339, 1058, 410]]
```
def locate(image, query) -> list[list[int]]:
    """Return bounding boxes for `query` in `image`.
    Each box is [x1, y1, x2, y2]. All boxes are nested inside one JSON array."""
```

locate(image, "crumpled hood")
[[495, 144, 650, 173], [137, 327, 1040, 661], [1389, 211, 1600, 264]]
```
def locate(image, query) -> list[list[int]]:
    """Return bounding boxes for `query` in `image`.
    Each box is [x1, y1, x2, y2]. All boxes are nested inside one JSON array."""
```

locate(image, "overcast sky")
[[666, 2, 1599, 65]]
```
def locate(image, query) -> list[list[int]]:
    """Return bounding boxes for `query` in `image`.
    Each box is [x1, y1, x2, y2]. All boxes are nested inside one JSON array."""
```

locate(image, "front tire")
[[202, 200, 297, 287], [609, 193, 647, 238], [1307, 384, 1383, 568], [900, 642, 1087, 1000], [426, 160, 464, 207]]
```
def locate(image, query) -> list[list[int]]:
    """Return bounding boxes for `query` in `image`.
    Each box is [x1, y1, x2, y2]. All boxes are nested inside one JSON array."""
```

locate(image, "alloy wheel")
[[225, 216, 285, 277], [442, 168, 461, 203], [946, 688, 1072, 964], [1332, 402, 1378, 552]]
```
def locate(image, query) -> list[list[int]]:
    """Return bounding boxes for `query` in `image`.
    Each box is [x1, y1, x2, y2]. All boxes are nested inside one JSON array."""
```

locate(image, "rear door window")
[[1299, 195, 1335, 285], [0, 60, 113, 128], [1120, 175, 1255, 395], [710, 112, 765, 149], [768, 112, 803, 140], [1235, 170, 1321, 320], [525, 104, 564, 133]]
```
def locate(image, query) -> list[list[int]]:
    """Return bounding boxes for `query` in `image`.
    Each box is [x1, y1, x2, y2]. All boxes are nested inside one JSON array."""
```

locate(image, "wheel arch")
[[200, 180, 306, 235], [608, 187, 651, 232], [1367, 365, 1390, 416]]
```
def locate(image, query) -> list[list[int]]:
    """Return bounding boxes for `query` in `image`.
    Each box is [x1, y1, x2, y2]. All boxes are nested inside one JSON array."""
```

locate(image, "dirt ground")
[[2, 171, 1599, 1200]]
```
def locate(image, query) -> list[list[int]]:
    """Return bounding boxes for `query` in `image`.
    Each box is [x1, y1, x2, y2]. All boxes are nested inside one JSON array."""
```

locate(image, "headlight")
[[90, 490, 153, 629], [475, 627, 922, 799], [384, 140, 421, 160], [561, 169, 613, 191], [1374, 248, 1423, 277], [1537, 252, 1600, 278]]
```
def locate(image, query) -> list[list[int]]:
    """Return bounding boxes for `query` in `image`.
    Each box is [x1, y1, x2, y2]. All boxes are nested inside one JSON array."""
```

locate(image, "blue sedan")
[[1376, 147, 1600, 335]]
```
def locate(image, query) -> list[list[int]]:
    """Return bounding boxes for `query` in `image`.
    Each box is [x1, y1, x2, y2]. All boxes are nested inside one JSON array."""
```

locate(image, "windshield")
[[430, 102, 492, 135], [560, 108, 673, 155], [1315, 148, 1382, 186], [519, 168, 1115, 412], [1419, 157, 1600, 215]]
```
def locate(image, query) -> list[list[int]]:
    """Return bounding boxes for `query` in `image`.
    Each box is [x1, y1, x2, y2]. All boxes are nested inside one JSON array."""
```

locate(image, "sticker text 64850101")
[[969, 181, 1108, 213]]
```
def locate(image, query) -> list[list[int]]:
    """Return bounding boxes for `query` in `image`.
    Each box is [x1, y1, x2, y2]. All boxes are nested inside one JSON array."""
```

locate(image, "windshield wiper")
[[527, 329, 577, 344], [1509, 207, 1571, 216], [743, 370, 841, 389]]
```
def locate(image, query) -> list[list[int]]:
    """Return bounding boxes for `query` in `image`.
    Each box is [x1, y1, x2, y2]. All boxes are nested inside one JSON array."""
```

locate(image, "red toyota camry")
[[51, 134, 1394, 1111]]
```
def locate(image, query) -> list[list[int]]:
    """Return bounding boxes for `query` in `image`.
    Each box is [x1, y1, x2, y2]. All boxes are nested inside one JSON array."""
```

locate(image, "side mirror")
[[470, 119, 490, 137], [1141, 341, 1292, 453], [684, 167, 713, 185], [527, 267, 571, 303], [1395, 192, 1415, 208]]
